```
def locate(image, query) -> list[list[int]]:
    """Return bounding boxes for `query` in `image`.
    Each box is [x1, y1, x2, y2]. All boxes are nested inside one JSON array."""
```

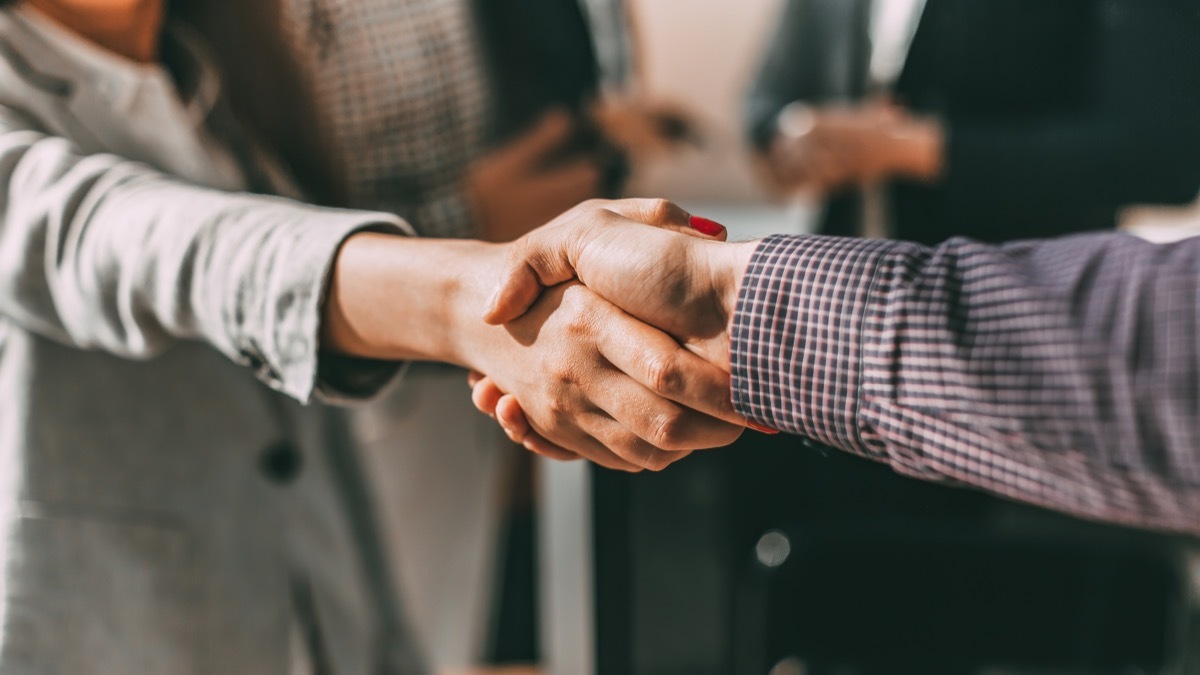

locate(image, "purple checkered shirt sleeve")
[[730, 233, 1200, 536]]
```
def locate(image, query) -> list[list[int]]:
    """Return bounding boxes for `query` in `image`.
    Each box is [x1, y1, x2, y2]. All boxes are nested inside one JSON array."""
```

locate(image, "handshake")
[[325, 197, 769, 473], [329, 194, 1200, 534], [467, 199, 766, 472]]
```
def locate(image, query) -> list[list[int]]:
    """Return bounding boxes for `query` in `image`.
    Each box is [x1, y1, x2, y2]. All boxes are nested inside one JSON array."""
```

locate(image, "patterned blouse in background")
[[279, 0, 491, 239]]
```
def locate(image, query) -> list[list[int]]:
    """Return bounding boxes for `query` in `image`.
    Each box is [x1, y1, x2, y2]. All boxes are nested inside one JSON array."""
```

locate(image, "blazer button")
[[260, 441, 304, 485]]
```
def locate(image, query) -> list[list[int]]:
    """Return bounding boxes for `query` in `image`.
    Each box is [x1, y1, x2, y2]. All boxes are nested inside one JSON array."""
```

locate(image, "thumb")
[[602, 198, 729, 242], [482, 199, 727, 325], [483, 222, 581, 325]]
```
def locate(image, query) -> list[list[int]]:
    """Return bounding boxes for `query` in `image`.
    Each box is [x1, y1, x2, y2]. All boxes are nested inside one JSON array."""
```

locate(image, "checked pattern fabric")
[[731, 232, 1200, 536]]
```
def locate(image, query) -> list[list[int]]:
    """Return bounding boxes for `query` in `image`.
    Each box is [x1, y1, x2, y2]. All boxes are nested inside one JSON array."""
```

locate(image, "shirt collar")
[[9, 5, 221, 123]]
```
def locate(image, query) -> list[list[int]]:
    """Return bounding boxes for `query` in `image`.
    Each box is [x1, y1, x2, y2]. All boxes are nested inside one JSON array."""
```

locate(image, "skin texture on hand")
[[473, 199, 760, 462], [468, 111, 603, 243], [460, 280, 745, 471], [483, 200, 754, 367], [321, 208, 747, 472]]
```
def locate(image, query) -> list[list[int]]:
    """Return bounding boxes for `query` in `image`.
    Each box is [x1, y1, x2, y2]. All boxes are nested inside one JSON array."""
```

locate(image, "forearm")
[[730, 232, 1200, 536], [321, 233, 503, 366]]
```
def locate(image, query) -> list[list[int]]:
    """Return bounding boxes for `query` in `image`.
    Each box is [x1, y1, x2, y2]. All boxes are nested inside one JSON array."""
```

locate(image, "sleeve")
[[730, 232, 1200, 537], [940, 0, 1200, 221], [0, 104, 414, 405]]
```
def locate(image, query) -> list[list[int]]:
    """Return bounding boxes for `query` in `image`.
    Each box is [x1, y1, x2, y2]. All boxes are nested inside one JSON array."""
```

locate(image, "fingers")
[[495, 391, 662, 468], [598, 198, 720, 241], [521, 430, 583, 463], [473, 378, 582, 462], [591, 302, 748, 436], [478, 374, 692, 470], [470, 374, 503, 418], [480, 376, 697, 471], [483, 231, 575, 326], [584, 411, 694, 471], [483, 198, 714, 325], [495, 393, 532, 441], [544, 412, 652, 472]]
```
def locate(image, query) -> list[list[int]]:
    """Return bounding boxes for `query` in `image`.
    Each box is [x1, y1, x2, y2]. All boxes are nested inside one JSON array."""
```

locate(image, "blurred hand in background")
[[468, 110, 603, 243], [591, 96, 704, 158], [763, 99, 943, 196]]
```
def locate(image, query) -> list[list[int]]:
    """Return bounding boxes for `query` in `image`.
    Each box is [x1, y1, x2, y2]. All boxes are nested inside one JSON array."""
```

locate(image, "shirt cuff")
[[729, 234, 902, 455], [234, 206, 415, 405]]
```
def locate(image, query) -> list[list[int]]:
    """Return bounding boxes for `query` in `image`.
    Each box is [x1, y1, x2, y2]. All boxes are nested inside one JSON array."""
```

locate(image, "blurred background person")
[[746, 0, 1200, 244]]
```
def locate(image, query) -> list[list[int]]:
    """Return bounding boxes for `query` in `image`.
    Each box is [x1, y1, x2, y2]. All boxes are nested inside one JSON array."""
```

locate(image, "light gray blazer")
[[0, 10, 425, 674]]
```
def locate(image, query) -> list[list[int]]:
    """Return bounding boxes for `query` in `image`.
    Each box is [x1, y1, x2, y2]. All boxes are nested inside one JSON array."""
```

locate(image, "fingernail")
[[689, 216, 726, 237], [747, 421, 781, 435]]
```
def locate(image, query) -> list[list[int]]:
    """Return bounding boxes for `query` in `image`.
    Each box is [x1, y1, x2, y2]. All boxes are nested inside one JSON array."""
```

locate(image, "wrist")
[[441, 243, 511, 368], [322, 233, 506, 365], [704, 240, 758, 334]]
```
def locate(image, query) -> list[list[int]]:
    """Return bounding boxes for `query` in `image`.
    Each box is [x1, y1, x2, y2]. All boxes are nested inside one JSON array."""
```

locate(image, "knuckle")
[[611, 436, 658, 472], [579, 198, 608, 214], [641, 450, 675, 472], [644, 198, 674, 224], [647, 409, 690, 451], [543, 388, 575, 420], [560, 300, 597, 338], [643, 352, 685, 397]]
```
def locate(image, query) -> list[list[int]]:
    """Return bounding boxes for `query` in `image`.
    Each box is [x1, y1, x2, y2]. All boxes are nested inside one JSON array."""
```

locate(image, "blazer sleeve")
[[731, 232, 1200, 537], [940, 0, 1200, 219], [0, 103, 413, 404]]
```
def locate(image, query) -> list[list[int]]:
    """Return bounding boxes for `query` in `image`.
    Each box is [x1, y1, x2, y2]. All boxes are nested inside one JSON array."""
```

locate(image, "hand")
[[468, 110, 604, 243], [590, 97, 704, 157], [765, 101, 944, 195], [322, 200, 751, 470], [466, 279, 746, 470], [470, 199, 762, 460], [484, 199, 756, 367]]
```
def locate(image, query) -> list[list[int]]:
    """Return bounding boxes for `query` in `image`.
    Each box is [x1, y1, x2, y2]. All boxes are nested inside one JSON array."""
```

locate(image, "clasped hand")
[[469, 199, 759, 470]]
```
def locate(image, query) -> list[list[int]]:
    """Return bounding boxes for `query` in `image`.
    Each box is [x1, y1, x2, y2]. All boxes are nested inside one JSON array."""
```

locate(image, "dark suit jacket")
[[471, 0, 629, 194], [748, 0, 1200, 245]]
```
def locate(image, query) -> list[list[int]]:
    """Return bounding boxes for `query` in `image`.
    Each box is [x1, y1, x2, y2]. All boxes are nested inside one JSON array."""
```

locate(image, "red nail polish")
[[689, 216, 726, 237], [747, 421, 781, 435]]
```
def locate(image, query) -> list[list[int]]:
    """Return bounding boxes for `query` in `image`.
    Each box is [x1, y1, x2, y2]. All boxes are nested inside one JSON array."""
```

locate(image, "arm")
[[734, 232, 1200, 536], [0, 104, 406, 403], [938, 0, 1200, 219], [480, 202, 1200, 535], [0, 116, 743, 466]]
